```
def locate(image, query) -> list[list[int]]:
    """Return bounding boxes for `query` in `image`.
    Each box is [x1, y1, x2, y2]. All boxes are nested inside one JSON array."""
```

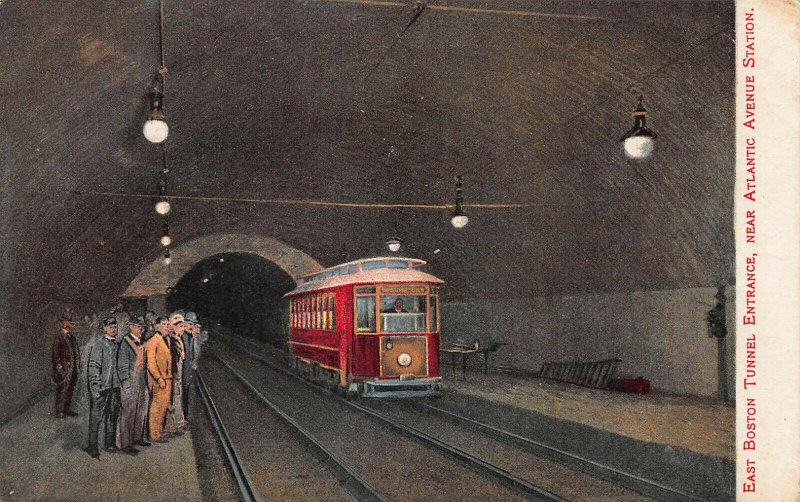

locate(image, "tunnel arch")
[[122, 233, 323, 298]]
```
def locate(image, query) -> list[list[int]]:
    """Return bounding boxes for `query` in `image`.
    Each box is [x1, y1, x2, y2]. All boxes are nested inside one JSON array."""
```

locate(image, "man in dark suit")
[[52, 312, 80, 418], [117, 316, 150, 455]]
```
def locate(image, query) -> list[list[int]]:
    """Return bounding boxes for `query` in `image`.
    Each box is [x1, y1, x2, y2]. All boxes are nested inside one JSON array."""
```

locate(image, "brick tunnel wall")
[[441, 286, 736, 398]]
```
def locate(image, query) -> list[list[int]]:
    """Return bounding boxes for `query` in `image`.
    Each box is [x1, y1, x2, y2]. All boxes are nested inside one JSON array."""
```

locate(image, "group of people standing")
[[51, 309, 208, 459]]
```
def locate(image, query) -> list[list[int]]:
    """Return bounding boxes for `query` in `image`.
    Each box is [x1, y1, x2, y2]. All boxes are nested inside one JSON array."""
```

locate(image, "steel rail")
[[210, 353, 388, 502], [196, 372, 262, 502], [417, 402, 704, 502], [223, 344, 568, 502], [226, 337, 709, 502]]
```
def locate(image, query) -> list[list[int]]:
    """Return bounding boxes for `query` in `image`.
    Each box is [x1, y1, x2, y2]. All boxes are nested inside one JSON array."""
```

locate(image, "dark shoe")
[[135, 440, 152, 447], [105, 446, 119, 453], [84, 447, 100, 459], [65, 410, 79, 417], [155, 437, 169, 443], [122, 447, 139, 456], [54, 412, 65, 419]]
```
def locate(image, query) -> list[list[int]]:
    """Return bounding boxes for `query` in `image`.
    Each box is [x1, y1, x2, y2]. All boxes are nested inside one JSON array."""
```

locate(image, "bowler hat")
[[184, 311, 199, 324], [126, 316, 146, 326], [102, 317, 117, 327]]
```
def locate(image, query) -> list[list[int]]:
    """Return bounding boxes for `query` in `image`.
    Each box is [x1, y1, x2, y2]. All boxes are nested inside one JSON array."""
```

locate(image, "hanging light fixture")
[[386, 237, 402, 252], [162, 247, 172, 266], [620, 95, 657, 160], [160, 222, 171, 246], [143, 87, 169, 143], [143, 0, 169, 143], [451, 175, 468, 228]]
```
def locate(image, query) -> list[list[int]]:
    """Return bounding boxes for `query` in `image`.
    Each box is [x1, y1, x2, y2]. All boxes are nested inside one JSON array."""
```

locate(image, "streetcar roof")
[[285, 257, 443, 296]]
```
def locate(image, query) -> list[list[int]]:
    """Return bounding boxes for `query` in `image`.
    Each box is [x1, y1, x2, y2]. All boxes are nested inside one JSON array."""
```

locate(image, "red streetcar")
[[284, 257, 444, 397]]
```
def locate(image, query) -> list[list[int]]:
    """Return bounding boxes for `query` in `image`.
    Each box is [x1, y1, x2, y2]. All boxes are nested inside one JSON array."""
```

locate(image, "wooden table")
[[442, 347, 484, 378]]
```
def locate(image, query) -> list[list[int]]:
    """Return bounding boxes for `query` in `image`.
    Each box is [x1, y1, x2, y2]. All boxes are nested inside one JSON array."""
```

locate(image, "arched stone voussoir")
[[122, 233, 323, 298]]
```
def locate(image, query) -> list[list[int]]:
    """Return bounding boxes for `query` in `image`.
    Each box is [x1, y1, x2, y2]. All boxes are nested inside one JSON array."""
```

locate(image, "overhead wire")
[[71, 189, 591, 210]]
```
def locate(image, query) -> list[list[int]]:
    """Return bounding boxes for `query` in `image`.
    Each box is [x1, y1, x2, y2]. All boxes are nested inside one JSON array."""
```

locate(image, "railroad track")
[[198, 358, 386, 501], [196, 372, 261, 502], [209, 344, 559, 501], [411, 402, 702, 502], [212, 341, 595, 501], [221, 336, 707, 502]]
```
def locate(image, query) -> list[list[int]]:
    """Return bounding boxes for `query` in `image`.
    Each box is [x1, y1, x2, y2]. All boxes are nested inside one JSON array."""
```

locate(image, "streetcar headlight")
[[397, 352, 412, 367]]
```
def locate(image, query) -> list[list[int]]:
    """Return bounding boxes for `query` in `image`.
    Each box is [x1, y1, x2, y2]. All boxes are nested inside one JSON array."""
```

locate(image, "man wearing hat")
[[143, 310, 158, 341], [52, 312, 80, 418], [165, 311, 188, 435], [117, 315, 150, 454], [180, 311, 203, 418], [146, 316, 173, 442], [85, 316, 122, 458]]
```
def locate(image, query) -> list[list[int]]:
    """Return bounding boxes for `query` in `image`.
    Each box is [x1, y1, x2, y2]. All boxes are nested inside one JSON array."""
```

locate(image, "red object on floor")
[[613, 377, 651, 394]]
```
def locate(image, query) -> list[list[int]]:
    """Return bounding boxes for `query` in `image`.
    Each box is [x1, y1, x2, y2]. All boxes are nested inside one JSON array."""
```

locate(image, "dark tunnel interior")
[[168, 253, 296, 345]]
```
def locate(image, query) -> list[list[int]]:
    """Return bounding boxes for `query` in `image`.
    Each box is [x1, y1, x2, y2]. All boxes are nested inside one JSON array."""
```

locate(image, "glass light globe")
[[451, 214, 469, 228], [160, 235, 172, 247], [155, 200, 171, 215], [162, 255, 172, 266], [623, 136, 655, 159], [386, 238, 401, 252], [143, 119, 169, 143]]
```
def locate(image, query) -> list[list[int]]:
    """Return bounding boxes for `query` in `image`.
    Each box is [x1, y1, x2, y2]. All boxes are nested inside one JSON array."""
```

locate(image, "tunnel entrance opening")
[[168, 252, 296, 346]]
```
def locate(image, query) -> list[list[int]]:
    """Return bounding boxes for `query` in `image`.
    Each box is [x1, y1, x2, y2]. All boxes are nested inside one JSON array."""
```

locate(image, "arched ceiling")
[[0, 0, 734, 314]]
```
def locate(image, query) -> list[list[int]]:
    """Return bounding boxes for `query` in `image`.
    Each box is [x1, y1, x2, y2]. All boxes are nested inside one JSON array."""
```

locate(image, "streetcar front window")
[[356, 296, 376, 332], [380, 295, 427, 333]]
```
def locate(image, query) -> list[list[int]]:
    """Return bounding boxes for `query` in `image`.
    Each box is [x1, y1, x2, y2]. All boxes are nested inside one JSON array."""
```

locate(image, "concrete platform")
[[440, 368, 735, 500], [0, 389, 203, 502], [442, 368, 734, 461]]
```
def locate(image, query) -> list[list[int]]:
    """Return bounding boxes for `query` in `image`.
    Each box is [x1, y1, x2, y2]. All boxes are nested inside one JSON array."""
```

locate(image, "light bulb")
[[155, 200, 171, 215], [623, 136, 655, 159], [451, 214, 469, 228], [143, 118, 169, 143], [386, 238, 402, 252], [160, 235, 172, 247]]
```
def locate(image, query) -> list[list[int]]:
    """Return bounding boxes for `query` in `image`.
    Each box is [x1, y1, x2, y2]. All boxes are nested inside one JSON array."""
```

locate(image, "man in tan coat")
[[165, 312, 188, 435], [146, 316, 173, 442]]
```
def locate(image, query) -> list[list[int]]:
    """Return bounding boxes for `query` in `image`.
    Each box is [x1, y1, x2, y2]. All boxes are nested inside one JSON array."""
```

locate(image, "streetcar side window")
[[329, 294, 336, 330], [315, 294, 321, 329], [322, 295, 328, 330], [356, 296, 376, 332]]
